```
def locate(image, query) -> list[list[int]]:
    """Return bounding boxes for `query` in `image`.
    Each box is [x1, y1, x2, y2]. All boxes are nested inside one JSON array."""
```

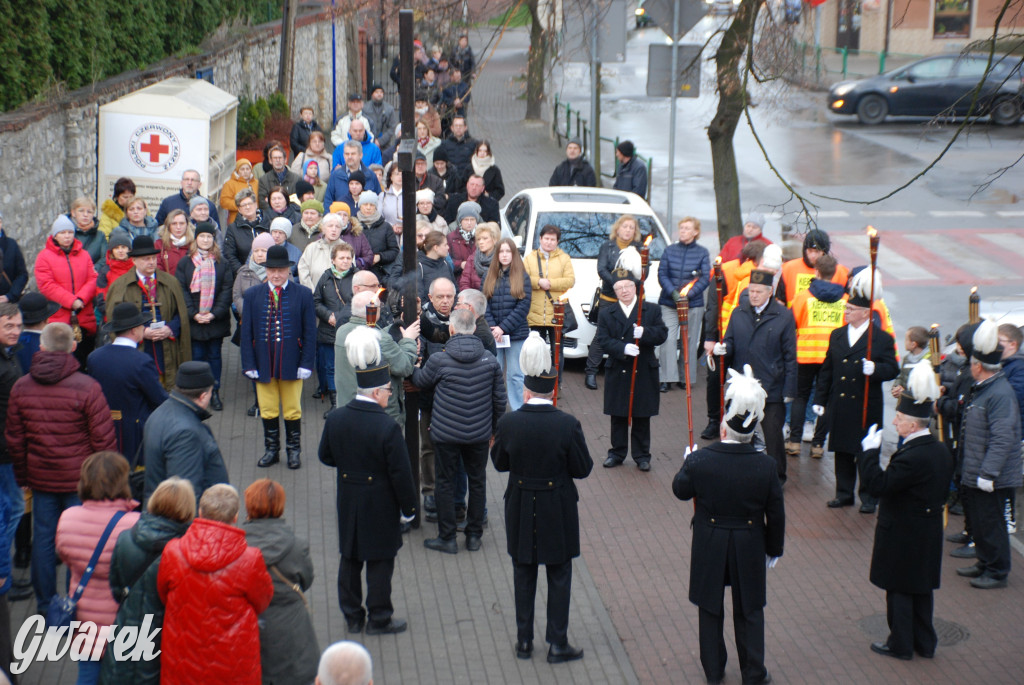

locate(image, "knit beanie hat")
[[51, 215, 76, 237], [456, 201, 482, 224], [416, 189, 435, 204], [269, 217, 293, 239], [330, 202, 352, 216], [300, 199, 324, 214], [358, 191, 380, 208], [744, 212, 765, 230], [189, 196, 207, 212], [252, 232, 276, 250]]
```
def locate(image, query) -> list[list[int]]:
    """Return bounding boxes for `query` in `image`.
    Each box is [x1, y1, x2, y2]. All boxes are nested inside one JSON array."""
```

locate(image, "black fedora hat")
[[102, 302, 151, 334], [264, 244, 295, 269], [18, 293, 61, 326], [129, 235, 160, 257]]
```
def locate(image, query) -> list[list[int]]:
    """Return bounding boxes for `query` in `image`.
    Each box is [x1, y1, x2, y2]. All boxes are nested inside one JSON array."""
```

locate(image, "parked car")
[[828, 53, 1024, 125], [707, 0, 740, 15], [500, 187, 671, 359]]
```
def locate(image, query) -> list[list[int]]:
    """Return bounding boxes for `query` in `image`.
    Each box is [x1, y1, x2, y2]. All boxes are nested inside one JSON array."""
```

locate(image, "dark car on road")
[[828, 53, 1024, 125]]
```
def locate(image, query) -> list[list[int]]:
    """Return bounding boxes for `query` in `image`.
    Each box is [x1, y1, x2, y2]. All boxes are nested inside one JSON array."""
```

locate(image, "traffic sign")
[[642, 0, 707, 41], [646, 43, 703, 98]]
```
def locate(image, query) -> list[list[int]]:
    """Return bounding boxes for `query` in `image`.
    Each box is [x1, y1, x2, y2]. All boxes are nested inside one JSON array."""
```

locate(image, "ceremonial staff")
[[551, 294, 569, 407], [676, 278, 700, 447], [968, 286, 980, 324], [862, 226, 879, 430], [626, 234, 654, 426], [928, 323, 944, 441], [713, 256, 725, 419], [365, 287, 385, 327]]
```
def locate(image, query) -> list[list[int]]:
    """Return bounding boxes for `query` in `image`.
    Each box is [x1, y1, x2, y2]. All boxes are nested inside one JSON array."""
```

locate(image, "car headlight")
[[832, 83, 856, 97], [635, 7, 645, 15]]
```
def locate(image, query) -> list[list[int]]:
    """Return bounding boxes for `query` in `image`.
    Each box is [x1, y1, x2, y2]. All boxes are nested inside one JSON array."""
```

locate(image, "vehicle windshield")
[[533, 212, 666, 259]]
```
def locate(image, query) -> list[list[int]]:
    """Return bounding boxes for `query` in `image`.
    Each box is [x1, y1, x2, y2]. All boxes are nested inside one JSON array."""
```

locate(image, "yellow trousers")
[[256, 379, 303, 420]]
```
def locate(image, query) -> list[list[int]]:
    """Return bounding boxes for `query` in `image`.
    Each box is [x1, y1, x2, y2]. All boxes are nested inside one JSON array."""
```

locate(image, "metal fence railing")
[[551, 94, 653, 203], [792, 42, 922, 88]]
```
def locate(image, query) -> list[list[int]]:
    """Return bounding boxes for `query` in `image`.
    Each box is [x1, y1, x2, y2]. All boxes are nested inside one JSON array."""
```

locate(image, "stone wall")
[[0, 9, 350, 271]]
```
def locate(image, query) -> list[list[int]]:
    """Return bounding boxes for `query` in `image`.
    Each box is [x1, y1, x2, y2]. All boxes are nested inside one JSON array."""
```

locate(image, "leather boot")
[[210, 389, 223, 411], [258, 418, 280, 467], [323, 391, 338, 419], [285, 419, 302, 470]]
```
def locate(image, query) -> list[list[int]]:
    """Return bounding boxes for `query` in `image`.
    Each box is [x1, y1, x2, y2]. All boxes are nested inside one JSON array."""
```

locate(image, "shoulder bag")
[[536, 252, 578, 333], [47, 510, 127, 628]]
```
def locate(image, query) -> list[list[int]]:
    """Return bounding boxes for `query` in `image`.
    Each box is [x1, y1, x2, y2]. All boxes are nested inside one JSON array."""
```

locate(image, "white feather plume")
[[345, 326, 382, 369], [906, 362, 939, 404], [615, 246, 643, 280], [724, 364, 767, 428], [761, 244, 783, 271], [850, 267, 883, 301], [972, 319, 999, 356], [519, 331, 552, 377]]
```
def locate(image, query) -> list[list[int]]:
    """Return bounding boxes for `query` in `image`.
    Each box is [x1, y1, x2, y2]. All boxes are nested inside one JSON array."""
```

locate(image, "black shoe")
[[945, 530, 970, 544], [365, 618, 407, 635], [8, 585, 33, 602], [637, 460, 651, 472], [677, 381, 686, 390], [424, 537, 458, 554], [423, 494, 436, 513], [970, 575, 1008, 589], [603, 456, 624, 468], [247, 402, 260, 417], [209, 389, 223, 411], [323, 391, 337, 419], [827, 498, 855, 508], [547, 642, 584, 664], [346, 617, 365, 634], [660, 383, 670, 393], [466, 535, 482, 551], [312, 389, 324, 400], [258, 418, 280, 467], [859, 502, 877, 514], [956, 564, 984, 578], [915, 647, 935, 659], [949, 501, 964, 516], [700, 421, 718, 441], [950, 542, 976, 559], [585, 373, 598, 390], [285, 419, 302, 469], [515, 639, 533, 659], [870, 641, 912, 661]]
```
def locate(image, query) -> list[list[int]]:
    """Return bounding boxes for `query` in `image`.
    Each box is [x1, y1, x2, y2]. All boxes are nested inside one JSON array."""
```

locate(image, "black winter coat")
[[814, 324, 899, 453], [0, 232, 28, 302], [100, 513, 190, 685], [673, 441, 785, 613], [313, 268, 354, 345], [548, 158, 598, 187], [416, 252, 455, 301], [485, 267, 532, 341], [223, 216, 267, 274], [319, 399, 418, 560], [360, 216, 399, 283], [444, 192, 500, 225], [936, 355, 972, 455], [596, 239, 642, 300], [596, 300, 668, 418], [439, 134, 477, 177], [480, 165, 505, 201], [411, 333, 506, 443], [175, 256, 234, 341], [491, 404, 593, 564], [0, 346, 21, 464], [859, 434, 953, 594], [723, 298, 797, 403], [959, 372, 1023, 490], [612, 156, 648, 198]]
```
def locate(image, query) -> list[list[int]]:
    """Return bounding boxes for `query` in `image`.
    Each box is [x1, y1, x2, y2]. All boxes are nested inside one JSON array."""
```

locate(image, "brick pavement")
[[8, 24, 1024, 685]]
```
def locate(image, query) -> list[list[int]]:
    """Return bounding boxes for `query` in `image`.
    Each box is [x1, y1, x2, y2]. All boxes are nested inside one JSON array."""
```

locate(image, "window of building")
[[934, 0, 971, 39]]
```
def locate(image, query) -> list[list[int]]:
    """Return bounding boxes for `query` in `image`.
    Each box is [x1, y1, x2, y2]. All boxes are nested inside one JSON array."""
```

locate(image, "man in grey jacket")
[[364, 85, 399, 151], [955, 320, 1022, 590]]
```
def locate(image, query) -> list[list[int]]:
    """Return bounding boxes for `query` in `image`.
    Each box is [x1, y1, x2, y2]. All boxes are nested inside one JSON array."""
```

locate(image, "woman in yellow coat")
[[220, 159, 260, 224], [524, 224, 575, 373]]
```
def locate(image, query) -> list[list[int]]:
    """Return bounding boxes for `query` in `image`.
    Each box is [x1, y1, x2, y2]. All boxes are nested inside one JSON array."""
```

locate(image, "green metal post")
[[841, 47, 848, 78], [879, 50, 886, 74], [553, 94, 559, 139]]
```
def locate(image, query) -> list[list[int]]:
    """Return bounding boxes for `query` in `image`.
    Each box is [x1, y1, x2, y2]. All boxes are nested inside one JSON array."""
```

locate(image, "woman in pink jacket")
[[56, 451, 141, 685]]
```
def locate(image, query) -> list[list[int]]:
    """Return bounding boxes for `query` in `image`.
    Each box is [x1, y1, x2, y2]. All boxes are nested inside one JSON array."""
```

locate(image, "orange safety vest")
[[780, 258, 850, 308], [721, 261, 754, 330], [792, 288, 848, 364]]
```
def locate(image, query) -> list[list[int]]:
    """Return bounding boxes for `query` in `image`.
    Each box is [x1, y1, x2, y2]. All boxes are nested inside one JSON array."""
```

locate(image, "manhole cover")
[[858, 613, 969, 646]]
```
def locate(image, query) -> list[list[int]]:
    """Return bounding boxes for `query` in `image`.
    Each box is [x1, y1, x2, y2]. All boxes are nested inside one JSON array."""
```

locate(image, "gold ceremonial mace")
[[365, 287, 385, 327], [552, 294, 569, 407], [862, 226, 879, 430], [928, 324, 944, 442], [968, 286, 980, 324], [675, 278, 700, 447]]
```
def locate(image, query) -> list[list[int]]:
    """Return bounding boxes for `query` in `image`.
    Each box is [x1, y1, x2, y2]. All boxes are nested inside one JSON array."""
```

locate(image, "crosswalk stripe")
[[996, 211, 1024, 217], [832, 234, 938, 281], [816, 211, 850, 218], [928, 210, 986, 217], [861, 210, 915, 218], [903, 233, 1020, 280], [978, 233, 1024, 263]]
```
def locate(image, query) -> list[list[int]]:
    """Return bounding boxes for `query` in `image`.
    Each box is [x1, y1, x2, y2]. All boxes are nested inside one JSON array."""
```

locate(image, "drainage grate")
[[858, 613, 970, 647]]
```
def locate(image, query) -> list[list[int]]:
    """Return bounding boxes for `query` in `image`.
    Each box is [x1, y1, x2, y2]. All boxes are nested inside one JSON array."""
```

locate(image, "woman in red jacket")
[[34, 214, 99, 365], [158, 484, 273, 685], [55, 451, 141, 685]]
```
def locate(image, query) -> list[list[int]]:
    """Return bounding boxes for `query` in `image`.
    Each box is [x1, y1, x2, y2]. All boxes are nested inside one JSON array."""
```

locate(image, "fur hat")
[[416, 189, 435, 204]]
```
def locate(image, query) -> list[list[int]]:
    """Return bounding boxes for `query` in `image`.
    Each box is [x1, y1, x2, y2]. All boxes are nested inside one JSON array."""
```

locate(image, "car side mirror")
[[906, 73, 916, 83]]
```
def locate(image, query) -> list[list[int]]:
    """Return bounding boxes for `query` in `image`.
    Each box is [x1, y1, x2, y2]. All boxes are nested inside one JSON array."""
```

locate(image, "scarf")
[[189, 249, 217, 313], [615, 236, 632, 250], [473, 248, 494, 279], [459, 228, 474, 244], [360, 206, 382, 226], [171, 234, 189, 248], [417, 134, 430, 147], [471, 154, 494, 177], [247, 255, 267, 282], [330, 266, 350, 279], [274, 168, 288, 184]]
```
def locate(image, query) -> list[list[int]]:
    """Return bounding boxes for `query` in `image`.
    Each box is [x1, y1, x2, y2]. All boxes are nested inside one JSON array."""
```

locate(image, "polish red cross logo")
[[129, 124, 182, 173]]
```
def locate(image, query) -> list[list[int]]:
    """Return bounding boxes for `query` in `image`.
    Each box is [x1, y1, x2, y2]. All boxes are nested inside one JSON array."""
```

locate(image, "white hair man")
[[316, 641, 373, 685]]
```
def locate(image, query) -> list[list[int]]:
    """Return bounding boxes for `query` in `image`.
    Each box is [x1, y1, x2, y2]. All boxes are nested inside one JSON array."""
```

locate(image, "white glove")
[[977, 477, 995, 493], [861, 423, 882, 451], [624, 343, 640, 357], [297, 367, 312, 380], [633, 325, 644, 339], [713, 342, 727, 356], [399, 513, 416, 524], [682, 443, 699, 462], [244, 370, 259, 380], [766, 556, 780, 569], [862, 359, 875, 376], [812, 404, 825, 417], [784, 397, 793, 404]]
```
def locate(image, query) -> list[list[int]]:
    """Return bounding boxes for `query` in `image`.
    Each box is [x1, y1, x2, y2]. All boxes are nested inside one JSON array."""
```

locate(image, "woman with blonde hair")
[[242, 479, 319, 685], [100, 477, 196, 685], [70, 195, 107, 264], [484, 237, 532, 410], [116, 197, 160, 243], [459, 221, 500, 291], [154, 209, 195, 276]]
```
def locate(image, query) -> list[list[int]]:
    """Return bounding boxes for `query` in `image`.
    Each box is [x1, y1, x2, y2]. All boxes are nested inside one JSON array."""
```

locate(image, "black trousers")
[[585, 336, 604, 375], [338, 556, 395, 625], [706, 359, 722, 423], [789, 363, 828, 444], [434, 441, 488, 539], [513, 560, 572, 646], [762, 402, 786, 484], [697, 588, 767, 683], [834, 451, 877, 505], [885, 590, 936, 657], [609, 416, 651, 464], [967, 486, 1012, 579]]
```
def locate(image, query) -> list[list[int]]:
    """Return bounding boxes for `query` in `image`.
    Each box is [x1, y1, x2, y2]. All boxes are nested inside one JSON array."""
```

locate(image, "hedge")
[[0, 0, 282, 112]]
